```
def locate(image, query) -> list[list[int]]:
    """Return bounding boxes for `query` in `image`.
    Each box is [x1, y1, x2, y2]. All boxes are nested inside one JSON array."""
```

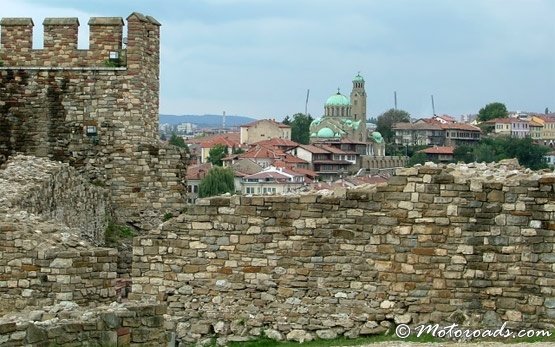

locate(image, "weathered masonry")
[[0, 13, 186, 229], [131, 162, 555, 343]]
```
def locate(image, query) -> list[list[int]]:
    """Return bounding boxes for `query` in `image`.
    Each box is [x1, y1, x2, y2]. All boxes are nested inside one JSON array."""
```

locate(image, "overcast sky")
[[3, 0, 555, 120]]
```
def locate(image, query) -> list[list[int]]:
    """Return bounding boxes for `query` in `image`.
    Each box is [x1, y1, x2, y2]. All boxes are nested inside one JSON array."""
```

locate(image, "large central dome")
[[325, 92, 350, 107]]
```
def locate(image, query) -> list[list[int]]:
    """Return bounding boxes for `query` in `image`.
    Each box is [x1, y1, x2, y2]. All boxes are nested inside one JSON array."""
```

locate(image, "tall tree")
[[288, 113, 314, 144], [407, 152, 427, 167], [198, 167, 235, 198], [282, 115, 291, 125], [169, 133, 186, 148], [452, 137, 549, 170], [168, 133, 190, 154], [376, 109, 410, 143], [477, 102, 508, 122], [207, 144, 228, 166]]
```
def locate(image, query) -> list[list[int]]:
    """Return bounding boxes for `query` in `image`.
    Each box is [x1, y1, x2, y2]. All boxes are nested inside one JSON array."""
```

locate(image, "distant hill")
[[160, 114, 257, 127]]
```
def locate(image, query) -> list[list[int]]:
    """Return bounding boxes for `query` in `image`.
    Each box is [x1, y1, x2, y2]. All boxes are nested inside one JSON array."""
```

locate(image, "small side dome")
[[371, 131, 384, 143], [310, 118, 322, 127], [317, 127, 335, 138]]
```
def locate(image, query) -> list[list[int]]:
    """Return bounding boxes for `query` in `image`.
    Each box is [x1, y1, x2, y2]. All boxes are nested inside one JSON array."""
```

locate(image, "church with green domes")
[[309, 73, 385, 156]]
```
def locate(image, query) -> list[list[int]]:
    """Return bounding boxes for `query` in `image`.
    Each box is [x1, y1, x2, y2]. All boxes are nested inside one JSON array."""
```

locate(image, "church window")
[[354, 100, 358, 105]]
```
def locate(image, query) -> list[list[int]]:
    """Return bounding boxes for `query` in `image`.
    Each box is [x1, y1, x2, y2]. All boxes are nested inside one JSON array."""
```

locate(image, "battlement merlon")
[[0, 12, 160, 68], [43, 18, 79, 50], [0, 18, 34, 51]]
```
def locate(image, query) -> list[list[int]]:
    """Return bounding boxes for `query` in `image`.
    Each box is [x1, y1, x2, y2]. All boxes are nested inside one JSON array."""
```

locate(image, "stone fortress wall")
[[0, 13, 186, 229], [0, 155, 169, 346], [130, 161, 555, 343]]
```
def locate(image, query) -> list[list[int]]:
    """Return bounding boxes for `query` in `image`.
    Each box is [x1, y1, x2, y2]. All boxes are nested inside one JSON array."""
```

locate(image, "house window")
[[246, 187, 255, 194]]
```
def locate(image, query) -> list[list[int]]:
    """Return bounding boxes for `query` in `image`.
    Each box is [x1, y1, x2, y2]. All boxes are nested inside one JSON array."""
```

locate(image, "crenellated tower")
[[0, 13, 185, 230]]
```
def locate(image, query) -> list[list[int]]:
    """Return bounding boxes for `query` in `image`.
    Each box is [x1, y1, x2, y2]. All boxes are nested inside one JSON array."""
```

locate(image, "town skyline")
[[3, 0, 554, 119]]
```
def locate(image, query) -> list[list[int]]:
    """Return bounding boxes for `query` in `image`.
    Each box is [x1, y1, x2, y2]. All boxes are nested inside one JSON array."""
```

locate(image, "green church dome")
[[317, 127, 335, 138], [372, 131, 384, 143], [353, 73, 364, 82], [325, 92, 350, 107]]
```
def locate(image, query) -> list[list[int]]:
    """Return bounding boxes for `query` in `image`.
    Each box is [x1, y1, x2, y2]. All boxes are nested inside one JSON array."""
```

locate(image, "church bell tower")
[[350, 72, 367, 141]]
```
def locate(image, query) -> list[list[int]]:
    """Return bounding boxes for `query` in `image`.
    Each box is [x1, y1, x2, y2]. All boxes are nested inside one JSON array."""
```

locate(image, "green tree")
[[232, 146, 244, 155], [287, 113, 314, 144], [169, 133, 186, 148], [282, 115, 291, 125], [207, 144, 228, 166], [376, 109, 410, 143], [198, 167, 235, 198], [168, 133, 190, 155], [453, 145, 475, 163], [407, 152, 427, 167], [453, 136, 549, 170], [477, 102, 508, 122], [504, 137, 549, 170]]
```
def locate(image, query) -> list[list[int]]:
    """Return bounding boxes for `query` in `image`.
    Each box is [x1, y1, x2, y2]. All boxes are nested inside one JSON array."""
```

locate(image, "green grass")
[[104, 222, 135, 245], [163, 212, 174, 222], [221, 328, 555, 347], [225, 332, 441, 347]]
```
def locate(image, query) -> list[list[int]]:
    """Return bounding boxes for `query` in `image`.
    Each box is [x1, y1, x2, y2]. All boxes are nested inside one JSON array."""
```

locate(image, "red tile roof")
[[291, 167, 319, 178], [252, 138, 299, 148], [393, 122, 443, 130], [296, 144, 331, 154], [192, 133, 242, 149], [186, 163, 212, 180], [487, 118, 528, 124], [440, 123, 481, 131], [245, 171, 290, 180], [241, 145, 286, 159], [316, 144, 347, 154], [419, 146, 454, 155], [282, 154, 308, 164]]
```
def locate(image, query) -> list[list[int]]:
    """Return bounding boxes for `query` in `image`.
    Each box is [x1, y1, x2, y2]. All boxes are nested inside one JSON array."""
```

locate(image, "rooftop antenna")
[[431, 95, 436, 116], [305, 89, 310, 116], [394, 91, 398, 110]]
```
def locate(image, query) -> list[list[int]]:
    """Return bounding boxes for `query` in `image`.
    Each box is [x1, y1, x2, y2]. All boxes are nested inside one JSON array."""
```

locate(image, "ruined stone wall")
[[131, 162, 555, 343], [0, 302, 168, 346], [0, 156, 118, 313], [0, 155, 108, 242], [0, 13, 186, 229]]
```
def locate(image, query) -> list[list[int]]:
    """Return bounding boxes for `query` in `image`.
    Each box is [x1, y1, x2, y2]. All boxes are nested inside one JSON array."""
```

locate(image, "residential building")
[[185, 163, 212, 204], [241, 166, 306, 195], [288, 144, 352, 181], [393, 119, 481, 147], [239, 119, 291, 145], [489, 118, 530, 138], [419, 146, 454, 162], [443, 123, 482, 146], [537, 116, 555, 146], [187, 132, 242, 164], [544, 151, 555, 166], [230, 159, 264, 193], [393, 122, 444, 146], [177, 122, 197, 134]]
